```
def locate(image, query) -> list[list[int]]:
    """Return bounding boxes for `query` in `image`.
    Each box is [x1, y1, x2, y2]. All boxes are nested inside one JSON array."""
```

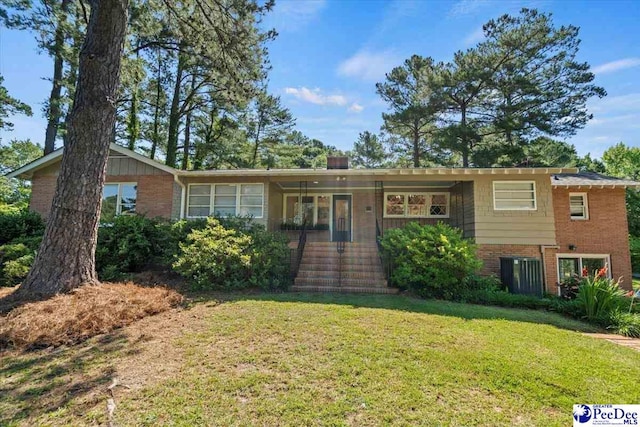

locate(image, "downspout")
[[173, 173, 186, 220], [540, 244, 560, 295]]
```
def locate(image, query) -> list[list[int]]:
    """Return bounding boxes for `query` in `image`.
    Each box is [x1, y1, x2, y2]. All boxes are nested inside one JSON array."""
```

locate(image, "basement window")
[[557, 254, 610, 281]]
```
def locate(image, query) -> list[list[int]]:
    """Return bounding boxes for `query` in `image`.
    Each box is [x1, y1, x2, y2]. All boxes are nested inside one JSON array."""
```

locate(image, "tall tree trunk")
[[127, 50, 141, 151], [181, 74, 196, 170], [181, 109, 192, 169], [127, 90, 139, 150], [461, 105, 469, 168], [61, 6, 81, 146], [150, 49, 162, 160], [412, 126, 420, 168], [251, 113, 263, 168], [16, 0, 130, 299], [43, 0, 72, 155], [166, 53, 185, 168]]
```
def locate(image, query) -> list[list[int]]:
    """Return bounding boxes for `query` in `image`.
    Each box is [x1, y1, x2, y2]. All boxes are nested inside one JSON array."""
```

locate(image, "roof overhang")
[[550, 173, 640, 189], [176, 167, 578, 179], [551, 183, 640, 189], [5, 143, 177, 179]]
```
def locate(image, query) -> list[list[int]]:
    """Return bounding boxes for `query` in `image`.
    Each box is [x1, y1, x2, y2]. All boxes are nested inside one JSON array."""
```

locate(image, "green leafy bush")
[[0, 236, 41, 286], [459, 289, 554, 310], [576, 271, 626, 322], [380, 222, 482, 299], [0, 209, 45, 245], [630, 235, 640, 273], [96, 215, 171, 281], [607, 311, 640, 338], [174, 217, 289, 291]]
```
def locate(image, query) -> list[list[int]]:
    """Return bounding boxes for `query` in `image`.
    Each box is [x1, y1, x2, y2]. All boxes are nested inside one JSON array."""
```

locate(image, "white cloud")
[[589, 93, 640, 114], [337, 50, 401, 82], [284, 87, 347, 106], [463, 27, 485, 46], [265, 0, 326, 32], [449, 0, 489, 16], [589, 114, 640, 126], [592, 58, 640, 74], [348, 103, 364, 113]]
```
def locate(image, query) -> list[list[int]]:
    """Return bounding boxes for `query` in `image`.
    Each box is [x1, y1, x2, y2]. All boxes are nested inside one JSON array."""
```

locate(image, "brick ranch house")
[[8, 144, 640, 294]]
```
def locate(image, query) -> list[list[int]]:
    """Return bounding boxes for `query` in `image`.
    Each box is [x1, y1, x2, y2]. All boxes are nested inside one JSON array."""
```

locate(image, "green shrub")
[[0, 209, 45, 245], [96, 215, 171, 281], [576, 272, 626, 322], [630, 235, 640, 273], [3, 254, 34, 286], [0, 236, 41, 286], [244, 227, 291, 290], [459, 289, 554, 310], [380, 222, 482, 299], [174, 217, 289, 291], [557, 274, 582, 300], [607, 311, 640, 338]]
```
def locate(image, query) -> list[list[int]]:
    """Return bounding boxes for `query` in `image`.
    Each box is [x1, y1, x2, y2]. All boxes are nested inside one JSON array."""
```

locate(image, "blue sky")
[[1, 0, 639, 158]]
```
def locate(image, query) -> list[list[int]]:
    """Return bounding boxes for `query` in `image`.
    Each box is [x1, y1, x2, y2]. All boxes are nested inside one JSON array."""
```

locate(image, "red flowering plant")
[[575, 264, 627, 321]]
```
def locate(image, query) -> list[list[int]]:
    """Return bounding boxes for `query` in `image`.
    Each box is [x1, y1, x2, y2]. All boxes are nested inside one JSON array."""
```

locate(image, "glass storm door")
[[332, 195, 351, 242]]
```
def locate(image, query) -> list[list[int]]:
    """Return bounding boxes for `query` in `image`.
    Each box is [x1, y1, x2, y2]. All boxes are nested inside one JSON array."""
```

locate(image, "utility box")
[[500, 257, 543, 297]]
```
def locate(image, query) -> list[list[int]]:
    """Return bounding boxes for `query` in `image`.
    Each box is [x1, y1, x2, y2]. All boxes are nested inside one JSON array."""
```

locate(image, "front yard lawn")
[[2, 293, 639, 426]]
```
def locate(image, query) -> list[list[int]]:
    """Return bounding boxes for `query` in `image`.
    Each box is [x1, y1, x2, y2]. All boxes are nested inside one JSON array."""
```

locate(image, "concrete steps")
[[294, 242, 396, 293]]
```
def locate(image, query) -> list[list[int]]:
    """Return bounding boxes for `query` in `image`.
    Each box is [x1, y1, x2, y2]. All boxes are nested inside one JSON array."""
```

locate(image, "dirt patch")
[[108, 300, 218, 391], [0, 295, 220, 426], [0, 282, 183, 350], [0, 286, 16, 299], [584, 333, 640, 352]]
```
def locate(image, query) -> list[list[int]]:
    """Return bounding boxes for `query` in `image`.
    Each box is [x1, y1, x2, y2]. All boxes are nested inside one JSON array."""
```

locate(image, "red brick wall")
[[29, 174, 58, 218], [551, 187, 632, 289], [30, 173, 176, 220], [476, 244, 559, 294], [106, 175, 175, 219]]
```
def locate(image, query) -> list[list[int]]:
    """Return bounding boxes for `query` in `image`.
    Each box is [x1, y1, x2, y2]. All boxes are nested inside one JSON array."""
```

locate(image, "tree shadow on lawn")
[[211, 291, 599, 333], [0, 331, 146, 426]]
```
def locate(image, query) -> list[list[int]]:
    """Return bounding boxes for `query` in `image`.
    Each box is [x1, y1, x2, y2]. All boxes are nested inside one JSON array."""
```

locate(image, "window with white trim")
[[493, 181, 536, 210], [101, 183, 137, 222], [283, 194, 330, 226], [384, 192, 449, 218], [569, 193, 588, 220], [557, 254, 610, 281], [187, 183, 264, 218]]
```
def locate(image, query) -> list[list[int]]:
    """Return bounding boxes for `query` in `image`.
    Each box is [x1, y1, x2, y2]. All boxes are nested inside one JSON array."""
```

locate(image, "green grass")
[[2, 293, 640, 426], [633, 278, 639, 290]]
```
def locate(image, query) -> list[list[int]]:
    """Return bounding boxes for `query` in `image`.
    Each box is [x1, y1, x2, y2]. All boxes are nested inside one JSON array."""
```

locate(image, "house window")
[[493, 181, 536, 210], [187, 183, 264, 218], [557, 254, 610, 281], [102, 183, 137, 222], [569, 193, 588, 220], [283, 194, 331, 226], [384, 192, 449, 218]]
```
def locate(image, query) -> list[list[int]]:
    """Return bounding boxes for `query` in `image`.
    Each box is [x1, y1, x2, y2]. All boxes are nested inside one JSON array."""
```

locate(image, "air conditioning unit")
[[500, 257, 543, 297]]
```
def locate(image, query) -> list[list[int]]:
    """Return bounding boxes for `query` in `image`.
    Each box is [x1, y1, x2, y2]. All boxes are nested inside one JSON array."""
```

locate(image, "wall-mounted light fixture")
[[568, 244, 576, 251]]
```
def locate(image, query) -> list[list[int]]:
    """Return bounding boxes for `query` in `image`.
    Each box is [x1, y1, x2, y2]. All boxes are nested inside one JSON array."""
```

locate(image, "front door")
[[332, 195, 351, 242]]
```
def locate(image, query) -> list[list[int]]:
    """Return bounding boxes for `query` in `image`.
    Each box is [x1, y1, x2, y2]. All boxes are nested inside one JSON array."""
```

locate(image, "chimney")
[[327, 156, 349, 169]]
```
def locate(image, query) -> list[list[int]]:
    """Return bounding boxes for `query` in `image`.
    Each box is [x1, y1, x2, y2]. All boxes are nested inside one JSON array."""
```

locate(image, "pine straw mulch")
[[0, 282, 183, 350]]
